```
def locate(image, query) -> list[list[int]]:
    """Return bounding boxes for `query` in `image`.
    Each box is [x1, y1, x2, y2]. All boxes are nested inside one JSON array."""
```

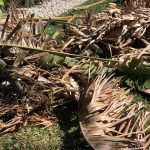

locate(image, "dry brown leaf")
[[78, 74, 149, 150]]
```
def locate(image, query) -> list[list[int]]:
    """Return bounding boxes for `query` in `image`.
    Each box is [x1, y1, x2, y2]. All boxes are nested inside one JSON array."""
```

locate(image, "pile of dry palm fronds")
[[79, 74, 150, 150], [124, 0, 150, 7], [63, 2, 150, 63], [0, 1, 149, 150]]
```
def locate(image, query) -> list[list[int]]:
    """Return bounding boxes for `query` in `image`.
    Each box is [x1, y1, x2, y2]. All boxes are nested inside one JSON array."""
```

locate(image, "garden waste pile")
[[0, 1, 150, 149]]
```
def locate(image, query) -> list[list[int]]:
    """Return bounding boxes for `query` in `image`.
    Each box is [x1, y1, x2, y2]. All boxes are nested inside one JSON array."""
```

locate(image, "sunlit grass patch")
[[0, 124, 63, 150]]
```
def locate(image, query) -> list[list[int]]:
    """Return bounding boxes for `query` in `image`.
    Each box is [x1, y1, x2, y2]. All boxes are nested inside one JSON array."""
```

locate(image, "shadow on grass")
[[0, 101, 92, 150], [53, 101, 92, 150]]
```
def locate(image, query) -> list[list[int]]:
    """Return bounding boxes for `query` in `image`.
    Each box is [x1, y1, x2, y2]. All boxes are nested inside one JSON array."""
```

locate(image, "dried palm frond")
[[78, 74, 150, 150], [124, 0, 150, 8], [0, 2, 149, 142], [0, 3, 150, 68]]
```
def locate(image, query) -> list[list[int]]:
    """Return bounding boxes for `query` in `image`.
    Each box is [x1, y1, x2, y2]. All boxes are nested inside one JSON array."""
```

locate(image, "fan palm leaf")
[[78, 73, 150, 150]]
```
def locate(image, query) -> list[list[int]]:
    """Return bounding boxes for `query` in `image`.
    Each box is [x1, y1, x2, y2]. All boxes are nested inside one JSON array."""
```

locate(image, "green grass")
[[0, 124, 63, 150], [53, 103, 92, 150], [2, 1, 149, 150], [0, 103, 92, 150]]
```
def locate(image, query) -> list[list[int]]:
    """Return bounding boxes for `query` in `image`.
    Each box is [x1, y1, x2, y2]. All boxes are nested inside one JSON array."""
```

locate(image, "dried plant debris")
[[0, 1, 149, 150], [0, 3, 149, 69], [79, 74, 150, 150], [0, 67, 63, 134], [123, 0, 150, 8]]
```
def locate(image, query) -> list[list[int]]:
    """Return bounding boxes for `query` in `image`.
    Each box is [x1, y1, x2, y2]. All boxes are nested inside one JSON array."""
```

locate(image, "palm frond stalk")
[[0, 2, 149, 150]]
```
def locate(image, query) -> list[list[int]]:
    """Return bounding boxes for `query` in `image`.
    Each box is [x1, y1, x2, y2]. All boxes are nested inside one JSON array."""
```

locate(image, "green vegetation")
[[0, 0, 149, 149], [0, 0, 5, 16], [48, 0, 119, 41], [0, 124, 63, 150], [62, 0, 118, 16], [73, 0, 118, 14], [0, 0, 101, 148], [0, 104, 92, 150]]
